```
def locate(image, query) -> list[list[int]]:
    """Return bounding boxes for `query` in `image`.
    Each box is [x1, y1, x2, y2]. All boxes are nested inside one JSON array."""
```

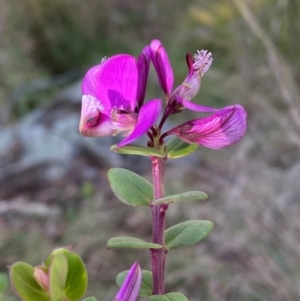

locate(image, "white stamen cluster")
[[193, 50, 213, 75]]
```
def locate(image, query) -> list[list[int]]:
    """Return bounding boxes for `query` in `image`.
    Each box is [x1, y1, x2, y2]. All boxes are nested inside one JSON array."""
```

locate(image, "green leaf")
[[165, 137, 198, 159], [107, 168, 153, 206], [149, 296, 169, 301], [110, 144, 164, 157], [116, 269, 152, 297], [81, 297, 97, 301], [165, 137, 183, 152], [44, 247, 71, 267], [168, 143, 198, 159], [107, 236, 162, 249], [165, 220, 214, 250], [9, 262, 51, 301], [152, 191, 207, 205], [164, 292, 189, 301], [44, 247, 88, 301], [64, 250, 88, 301], [49, 254, 68, 301], [150, 293, 189, 301]]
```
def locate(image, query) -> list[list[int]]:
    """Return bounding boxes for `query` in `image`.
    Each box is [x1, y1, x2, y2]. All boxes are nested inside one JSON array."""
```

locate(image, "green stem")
[[150, 156, 167, 295]]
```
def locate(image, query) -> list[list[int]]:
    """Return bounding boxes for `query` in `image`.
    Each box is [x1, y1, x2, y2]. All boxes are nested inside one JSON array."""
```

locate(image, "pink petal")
[[186, 53, 194, 77], [168, 105, 247, 149], [81, 63, 111, 109], [150, 39, 174, 97], [83, 55, 139, 111], [33, 266, 49, 292], [117, 99, 161, 146], [180, 99, 218, 113], [137, 46, 150, 108], [112, 262, 142, 301], [79, 95, 114, 137], [82, 62, 103, 95]]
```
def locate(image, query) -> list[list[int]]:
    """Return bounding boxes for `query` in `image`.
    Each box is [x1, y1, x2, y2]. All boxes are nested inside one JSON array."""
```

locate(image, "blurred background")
[[0, 0, 300, 300]]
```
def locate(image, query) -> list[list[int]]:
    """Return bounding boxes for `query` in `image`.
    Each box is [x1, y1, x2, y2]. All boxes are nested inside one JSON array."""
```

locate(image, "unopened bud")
[[33, 266, 49, 292]]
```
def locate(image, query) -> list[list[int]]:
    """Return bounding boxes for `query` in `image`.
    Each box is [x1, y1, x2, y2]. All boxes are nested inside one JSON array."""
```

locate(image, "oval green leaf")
[[107, 236, 162, 250], [107, 168, 153, 206], [149, 296, 169, 301], [150, 293, 189, 301], [152, 191, 207, 206], [9, 262, 51, 301], [44, 247, 72, 267], [165, 220, 214, 250], [44, 247, 87, 301], [165, 137, 183, 152], [81, 297, 98, 301], [110, 145, 164, 157], [49, 254, 68, 301], [164, 292, 189, 301], [116, 269, 152, 297], [165, 137, 198, 159], [64, 250, 87, 301]]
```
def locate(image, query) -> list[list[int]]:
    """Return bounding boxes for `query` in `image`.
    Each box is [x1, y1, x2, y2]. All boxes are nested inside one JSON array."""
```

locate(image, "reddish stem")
[[151, 156, 167, 295]]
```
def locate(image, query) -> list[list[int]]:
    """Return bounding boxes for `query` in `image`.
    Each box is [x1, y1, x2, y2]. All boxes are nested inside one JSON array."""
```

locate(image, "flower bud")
[[113, 262, 142, 301], [33, 266, 49, 292], [166, 105, 247, 149], [149, 39, 174, 98]]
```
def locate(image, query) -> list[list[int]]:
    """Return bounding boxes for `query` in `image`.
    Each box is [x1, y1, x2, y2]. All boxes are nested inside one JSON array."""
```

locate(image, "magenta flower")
[[166, 105, 247, 149], [149, 39, 247, 148], [79, 47, 161, 147], [79, 39, 246, 149], [112, 262, 142, 301]]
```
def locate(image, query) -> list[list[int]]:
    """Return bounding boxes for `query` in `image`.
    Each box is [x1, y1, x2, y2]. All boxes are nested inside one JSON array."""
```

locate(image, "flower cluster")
[[79, 39, 246, 149]]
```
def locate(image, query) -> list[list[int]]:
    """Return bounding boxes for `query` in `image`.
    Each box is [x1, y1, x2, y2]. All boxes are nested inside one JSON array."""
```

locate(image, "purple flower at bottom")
[[112, 262, 142, 301], [79, 49, 161, 147], [166, 105, 247, 149]]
